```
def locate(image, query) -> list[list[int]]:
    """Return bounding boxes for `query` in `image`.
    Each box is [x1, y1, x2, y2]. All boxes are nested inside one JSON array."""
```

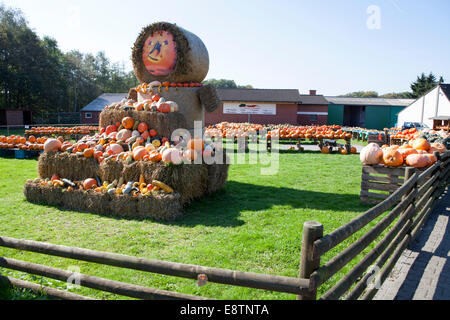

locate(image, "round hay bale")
[[132, 22, 209, 84]]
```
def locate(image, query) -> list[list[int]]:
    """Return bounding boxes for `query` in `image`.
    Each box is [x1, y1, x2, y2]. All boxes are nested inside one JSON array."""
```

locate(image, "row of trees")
[[341, 72, 445, 99], [0, 4, 137, 119], [202, 79, 253, 89]]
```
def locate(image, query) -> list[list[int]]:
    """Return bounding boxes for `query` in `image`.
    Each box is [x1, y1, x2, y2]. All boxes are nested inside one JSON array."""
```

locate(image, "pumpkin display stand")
[[24, 180, 183, 220], [23, 21, 229, 220], [34, 152, 229, 205]]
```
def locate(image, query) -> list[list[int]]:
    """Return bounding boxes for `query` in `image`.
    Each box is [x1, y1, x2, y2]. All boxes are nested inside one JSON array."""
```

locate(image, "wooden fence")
[[1, 151, 449, 300], [306, 151, 450, 300]]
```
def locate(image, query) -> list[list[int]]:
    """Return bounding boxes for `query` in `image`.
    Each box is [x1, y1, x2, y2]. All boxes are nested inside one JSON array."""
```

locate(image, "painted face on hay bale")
[[142, 31, 178, 76], [132, 21, 209, 84]]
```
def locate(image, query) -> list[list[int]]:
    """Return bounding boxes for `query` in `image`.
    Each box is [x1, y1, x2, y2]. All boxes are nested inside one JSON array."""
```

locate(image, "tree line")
[[0, 4, 137, 119], [341, 72, 445, 99]]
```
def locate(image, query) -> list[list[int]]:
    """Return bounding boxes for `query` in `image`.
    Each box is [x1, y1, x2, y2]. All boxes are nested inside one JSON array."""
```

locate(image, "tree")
[[340, 72, 445, 99], [379, 92, 414, 99], [0, 3, 140, 122], [203, 78, 253, 89], [410, 72, 445, 98], [340, 91, 379, 98]]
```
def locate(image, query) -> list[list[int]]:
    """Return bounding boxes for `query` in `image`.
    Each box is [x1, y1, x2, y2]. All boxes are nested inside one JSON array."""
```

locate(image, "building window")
[[310, 114, 318, 122], [85, 113, 93, 119]]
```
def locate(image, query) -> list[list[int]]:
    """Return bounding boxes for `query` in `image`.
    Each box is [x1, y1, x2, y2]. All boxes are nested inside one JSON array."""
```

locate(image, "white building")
[[397, 84, 450, 128]]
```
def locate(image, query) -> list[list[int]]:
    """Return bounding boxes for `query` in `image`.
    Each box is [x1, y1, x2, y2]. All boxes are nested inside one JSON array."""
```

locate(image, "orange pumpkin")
[[424, 153, 437, 165], [137, 122, 149, 133], [406, 154, 431, 168], [188, 138, 205, 152], [412, 138, 431, 152], [383, 149, 403, 167], [83, 148, 95, 158], [398, 147, 418, 159], [122, 117, 135, 130], [321, 146, 330, 154], [149, 151, 162, 163], [82, 178, 98, 190], [28, 135, 36, 143], [133, 147, 148, 161]]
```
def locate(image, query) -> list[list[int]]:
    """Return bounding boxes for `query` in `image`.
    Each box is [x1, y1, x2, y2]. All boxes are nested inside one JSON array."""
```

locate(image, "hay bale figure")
[[131, 21, 221, 132], [26, 21, 229, 220]]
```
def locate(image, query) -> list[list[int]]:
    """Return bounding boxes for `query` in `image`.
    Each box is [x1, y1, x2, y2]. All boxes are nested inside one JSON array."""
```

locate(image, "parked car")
[[401, 122, 429, 130]]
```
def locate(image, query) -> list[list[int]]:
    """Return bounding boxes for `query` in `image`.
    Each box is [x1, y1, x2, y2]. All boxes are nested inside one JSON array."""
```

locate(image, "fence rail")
[[0, 235, 311, 300], [1, 151, 449, 300]]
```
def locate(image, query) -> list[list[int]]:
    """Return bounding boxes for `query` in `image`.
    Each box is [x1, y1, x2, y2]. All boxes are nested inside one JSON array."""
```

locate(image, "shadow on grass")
[[168, 180, 370, 228], [24, 181, 370, 228], [275, 149, 354, 156]]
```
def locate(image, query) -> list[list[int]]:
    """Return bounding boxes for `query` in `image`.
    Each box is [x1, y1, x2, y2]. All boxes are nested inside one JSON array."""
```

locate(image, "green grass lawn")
[[0, 151, 379, 300]]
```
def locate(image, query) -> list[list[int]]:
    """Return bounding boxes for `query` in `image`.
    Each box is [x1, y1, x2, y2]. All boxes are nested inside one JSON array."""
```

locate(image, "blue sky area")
[[3, 0, 449, 96]]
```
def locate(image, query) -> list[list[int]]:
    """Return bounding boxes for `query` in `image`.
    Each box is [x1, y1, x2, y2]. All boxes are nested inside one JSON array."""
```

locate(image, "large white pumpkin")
[[360, 143, 383, 165]]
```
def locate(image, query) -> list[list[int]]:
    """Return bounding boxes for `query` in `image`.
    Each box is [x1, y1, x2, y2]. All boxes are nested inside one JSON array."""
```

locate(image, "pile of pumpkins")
[[205, 122, 263, 139], [360, 138, 447, 168], [390, 127, 419, 140], [43, 116, 217, 166], [0, 135, 49, 151], [268, 126, 352, 140], [36, 174, 174, 197], [136, 81, 203, 94], [107, 91, 179, 113], [321, 145, 357, 155], [25, 126, 97, 136]]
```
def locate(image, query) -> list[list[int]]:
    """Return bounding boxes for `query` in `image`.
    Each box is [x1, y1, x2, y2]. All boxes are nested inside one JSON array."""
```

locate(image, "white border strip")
[[297, 112, 328, 115]]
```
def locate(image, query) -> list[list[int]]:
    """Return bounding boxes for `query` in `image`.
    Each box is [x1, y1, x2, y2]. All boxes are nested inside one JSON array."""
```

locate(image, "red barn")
[[206, 89, 302, 126], [297, 90, 330, 126], [206, 88, 329, 126]]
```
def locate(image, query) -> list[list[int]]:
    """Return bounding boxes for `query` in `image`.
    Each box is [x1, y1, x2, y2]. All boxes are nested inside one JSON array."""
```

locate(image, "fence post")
[[433, 151, 443, 198], [297, 220, 323, 300], [402, 167, 416, 202]]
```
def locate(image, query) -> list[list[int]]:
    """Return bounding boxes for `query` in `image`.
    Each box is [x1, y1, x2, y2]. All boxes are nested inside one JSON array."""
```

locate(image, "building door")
[[343, 106, 365, 127]]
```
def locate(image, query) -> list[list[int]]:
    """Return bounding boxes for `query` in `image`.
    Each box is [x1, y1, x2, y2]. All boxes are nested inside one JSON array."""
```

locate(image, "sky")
[[2, 0, 450, 96]]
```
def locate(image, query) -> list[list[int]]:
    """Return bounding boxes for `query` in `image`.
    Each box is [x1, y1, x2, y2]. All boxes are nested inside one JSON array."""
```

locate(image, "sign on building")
[[223, 103, 277, 115]]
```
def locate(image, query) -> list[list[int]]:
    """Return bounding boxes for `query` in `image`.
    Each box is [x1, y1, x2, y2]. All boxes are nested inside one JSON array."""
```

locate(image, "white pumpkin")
[[360, 143, 383, 165], [162, 148, 183, 165], [116, 129, 132, 141]]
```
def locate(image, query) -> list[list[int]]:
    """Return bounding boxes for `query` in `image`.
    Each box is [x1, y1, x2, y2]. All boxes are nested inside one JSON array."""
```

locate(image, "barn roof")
[[325, 96, 415, 107], [440, 84, 450, 101], [299, 94, 329, 105], [81, 93, 128, 112]]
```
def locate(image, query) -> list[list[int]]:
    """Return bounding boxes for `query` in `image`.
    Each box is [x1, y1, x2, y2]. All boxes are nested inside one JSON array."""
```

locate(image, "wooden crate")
[[389, 137, 408, 146], [360, 165, 406, 204], [367, 134, 387, 146], [360, 165, 429, 204]]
